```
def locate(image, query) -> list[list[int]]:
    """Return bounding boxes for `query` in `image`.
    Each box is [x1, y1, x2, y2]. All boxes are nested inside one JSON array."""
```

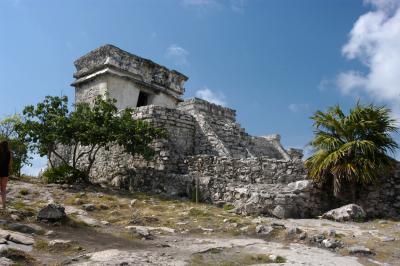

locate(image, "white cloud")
[[288, 103, 309, 113], [21, 154, 47, 177], [231, 0, 246, 13], [338, 0, 400, 116], [195, 87, 227, 106], [165, 44, 189, 66]]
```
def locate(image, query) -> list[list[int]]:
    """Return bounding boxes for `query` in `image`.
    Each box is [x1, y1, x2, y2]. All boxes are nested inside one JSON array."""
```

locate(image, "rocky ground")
[[0, 177, 399, 265]]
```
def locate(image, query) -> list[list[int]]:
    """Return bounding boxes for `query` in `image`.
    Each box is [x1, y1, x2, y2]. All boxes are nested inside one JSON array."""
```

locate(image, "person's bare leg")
[[0, 177, 8, 209]]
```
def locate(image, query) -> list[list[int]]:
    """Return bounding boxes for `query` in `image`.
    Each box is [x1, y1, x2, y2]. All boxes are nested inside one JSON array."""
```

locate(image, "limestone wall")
[[355, 163, 400, 218], [84, 105, 195, 190], [177, 98, 290, 159], [187, 156, 307, 184]]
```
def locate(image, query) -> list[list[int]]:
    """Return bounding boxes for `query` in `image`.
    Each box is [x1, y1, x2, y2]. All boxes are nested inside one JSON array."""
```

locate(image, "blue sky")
[[0, 0, 399, 174]]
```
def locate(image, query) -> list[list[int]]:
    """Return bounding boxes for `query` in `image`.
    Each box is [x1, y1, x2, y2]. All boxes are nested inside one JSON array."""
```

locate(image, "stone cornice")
[[73, 44, 187, 95]]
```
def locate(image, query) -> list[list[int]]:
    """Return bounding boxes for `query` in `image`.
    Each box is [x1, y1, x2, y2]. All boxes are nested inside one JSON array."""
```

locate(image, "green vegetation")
[[306, 103, 398, 201], [19, 188, 29, 195], [42, 164, 88, 184], [223, 204, 235, 211], [189, 250, 284, 266], [0, 114, 31, 176], [18, 95, 164, 183], [0, 248, 36, 265]]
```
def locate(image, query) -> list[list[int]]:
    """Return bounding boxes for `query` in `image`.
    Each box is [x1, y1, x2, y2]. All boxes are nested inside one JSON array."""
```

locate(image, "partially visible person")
[[0, 141, 12, 210]]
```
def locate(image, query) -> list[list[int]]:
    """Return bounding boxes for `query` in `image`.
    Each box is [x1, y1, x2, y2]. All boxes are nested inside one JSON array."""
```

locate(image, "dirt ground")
[[0, 177, 399, 265]]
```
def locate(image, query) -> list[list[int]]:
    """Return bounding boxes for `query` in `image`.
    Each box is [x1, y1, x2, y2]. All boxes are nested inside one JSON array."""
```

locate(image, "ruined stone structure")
[[67, 45, 399, 219]]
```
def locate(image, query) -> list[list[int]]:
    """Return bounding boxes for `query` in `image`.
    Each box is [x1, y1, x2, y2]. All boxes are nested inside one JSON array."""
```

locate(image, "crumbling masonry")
[[66, 45, 400, 218]]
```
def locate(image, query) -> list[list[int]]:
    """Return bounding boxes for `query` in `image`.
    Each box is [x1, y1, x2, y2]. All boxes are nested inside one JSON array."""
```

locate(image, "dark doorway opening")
[[137, 91, 149, 107]]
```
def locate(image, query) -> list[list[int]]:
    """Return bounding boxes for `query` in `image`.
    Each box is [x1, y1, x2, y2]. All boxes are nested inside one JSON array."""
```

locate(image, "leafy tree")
[[19, 95, 165, 181], [17, 96, 69, 168], [305, 103, 398, 202], [0, 114, 31, 176]]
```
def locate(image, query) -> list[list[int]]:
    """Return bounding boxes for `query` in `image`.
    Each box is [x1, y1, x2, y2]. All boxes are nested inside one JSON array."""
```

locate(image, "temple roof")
[[73, 44, 188, 95]]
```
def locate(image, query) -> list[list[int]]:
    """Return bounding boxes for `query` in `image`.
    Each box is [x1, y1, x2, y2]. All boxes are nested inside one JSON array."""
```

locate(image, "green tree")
[[305, 103, 398, 202], [19, 95, 165, 181], [17, 96, 69, 168], [0, 114, 31, 176]]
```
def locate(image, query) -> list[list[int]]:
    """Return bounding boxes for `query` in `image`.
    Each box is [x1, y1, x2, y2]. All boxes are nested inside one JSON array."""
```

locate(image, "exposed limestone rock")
[[255, 225, 274, 236], [348, 246, 373, 256], [37, 204, 66, 222], [322, 204, 366, 222]]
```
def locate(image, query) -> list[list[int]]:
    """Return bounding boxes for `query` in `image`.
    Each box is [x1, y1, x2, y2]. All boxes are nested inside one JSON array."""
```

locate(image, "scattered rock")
[[98, 204, 109, 210], [240, 226, 249, 232], [271, 222, 286, 229], [0, 229, 34, 245], [287, 227, 302, 235], [255, 225, 274, 236], [200, 227, 214, 233], [272, 205, 288, 219], [101, 220, 110, 226], [126, 226, 151, 239], [82, 204, 96, 212], [0, 257, 13, 265], [348, 246, 374, 256], [322, 239, 341, 249], [268, 254, 278, 262], [45, 230, 54, 236], [49, 239, 72, 248], [299, 232, 307, 240], [76, 215, 101, 227], [381, 236, 395, 242], [65, 206, 88, 216], [322, 204, 366, 222], [130, 199, 137, 207], [312, 234, 325, 243], [10, 214, 20, 221], [37, 204, 66, 222], [74, 198, 83, 205]]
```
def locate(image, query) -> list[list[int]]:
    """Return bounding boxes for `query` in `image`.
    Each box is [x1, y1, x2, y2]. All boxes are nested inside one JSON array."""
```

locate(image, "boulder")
[[255, 225, 274, 236], [272, 205, 288, 219], [0, 229, 34, 245], [322, 239, 342, 249], [287, 180, 313, 192], [348, 245, 373, 256], [82, 204, 96, 212], [322, 204, 366, 222], [0, 257, 13, 266], [49, 239, 72, 248], [37, 204, 66, 222]]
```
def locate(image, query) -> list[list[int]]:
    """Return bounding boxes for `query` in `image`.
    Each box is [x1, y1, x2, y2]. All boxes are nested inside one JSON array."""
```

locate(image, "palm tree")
[[305, 103, 398, 202]]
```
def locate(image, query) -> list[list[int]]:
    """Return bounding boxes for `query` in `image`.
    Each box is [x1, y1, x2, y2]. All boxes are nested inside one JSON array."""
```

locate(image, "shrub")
[[42, 164, 88, 184], [19, 188, 29, 195]]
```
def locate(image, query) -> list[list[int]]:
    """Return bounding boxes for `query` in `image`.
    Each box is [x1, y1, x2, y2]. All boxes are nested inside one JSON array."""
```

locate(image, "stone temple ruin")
[[68, 45, 400, 219]]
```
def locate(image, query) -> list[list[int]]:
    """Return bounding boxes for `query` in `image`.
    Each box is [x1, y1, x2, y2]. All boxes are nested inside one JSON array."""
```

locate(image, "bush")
[[42, 164, 88, 184]]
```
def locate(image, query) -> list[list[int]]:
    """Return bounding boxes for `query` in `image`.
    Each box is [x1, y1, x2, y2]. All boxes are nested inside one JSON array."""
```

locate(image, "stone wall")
[[82, 105, 195, 192], [355, 163, 400, 218], [187, 156, 307, 184], [185, 155, 328, 218], [177, 98, 290, 159]]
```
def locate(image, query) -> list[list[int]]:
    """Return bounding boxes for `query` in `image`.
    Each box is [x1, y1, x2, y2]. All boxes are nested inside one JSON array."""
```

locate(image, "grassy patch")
[[189, 251, 280, 266], [34, 238, 50, 251], [223, 204, 235, 211], [0, 248, 36, 265], [19, 188, 29, 196], [189, 208, 211, 217]]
